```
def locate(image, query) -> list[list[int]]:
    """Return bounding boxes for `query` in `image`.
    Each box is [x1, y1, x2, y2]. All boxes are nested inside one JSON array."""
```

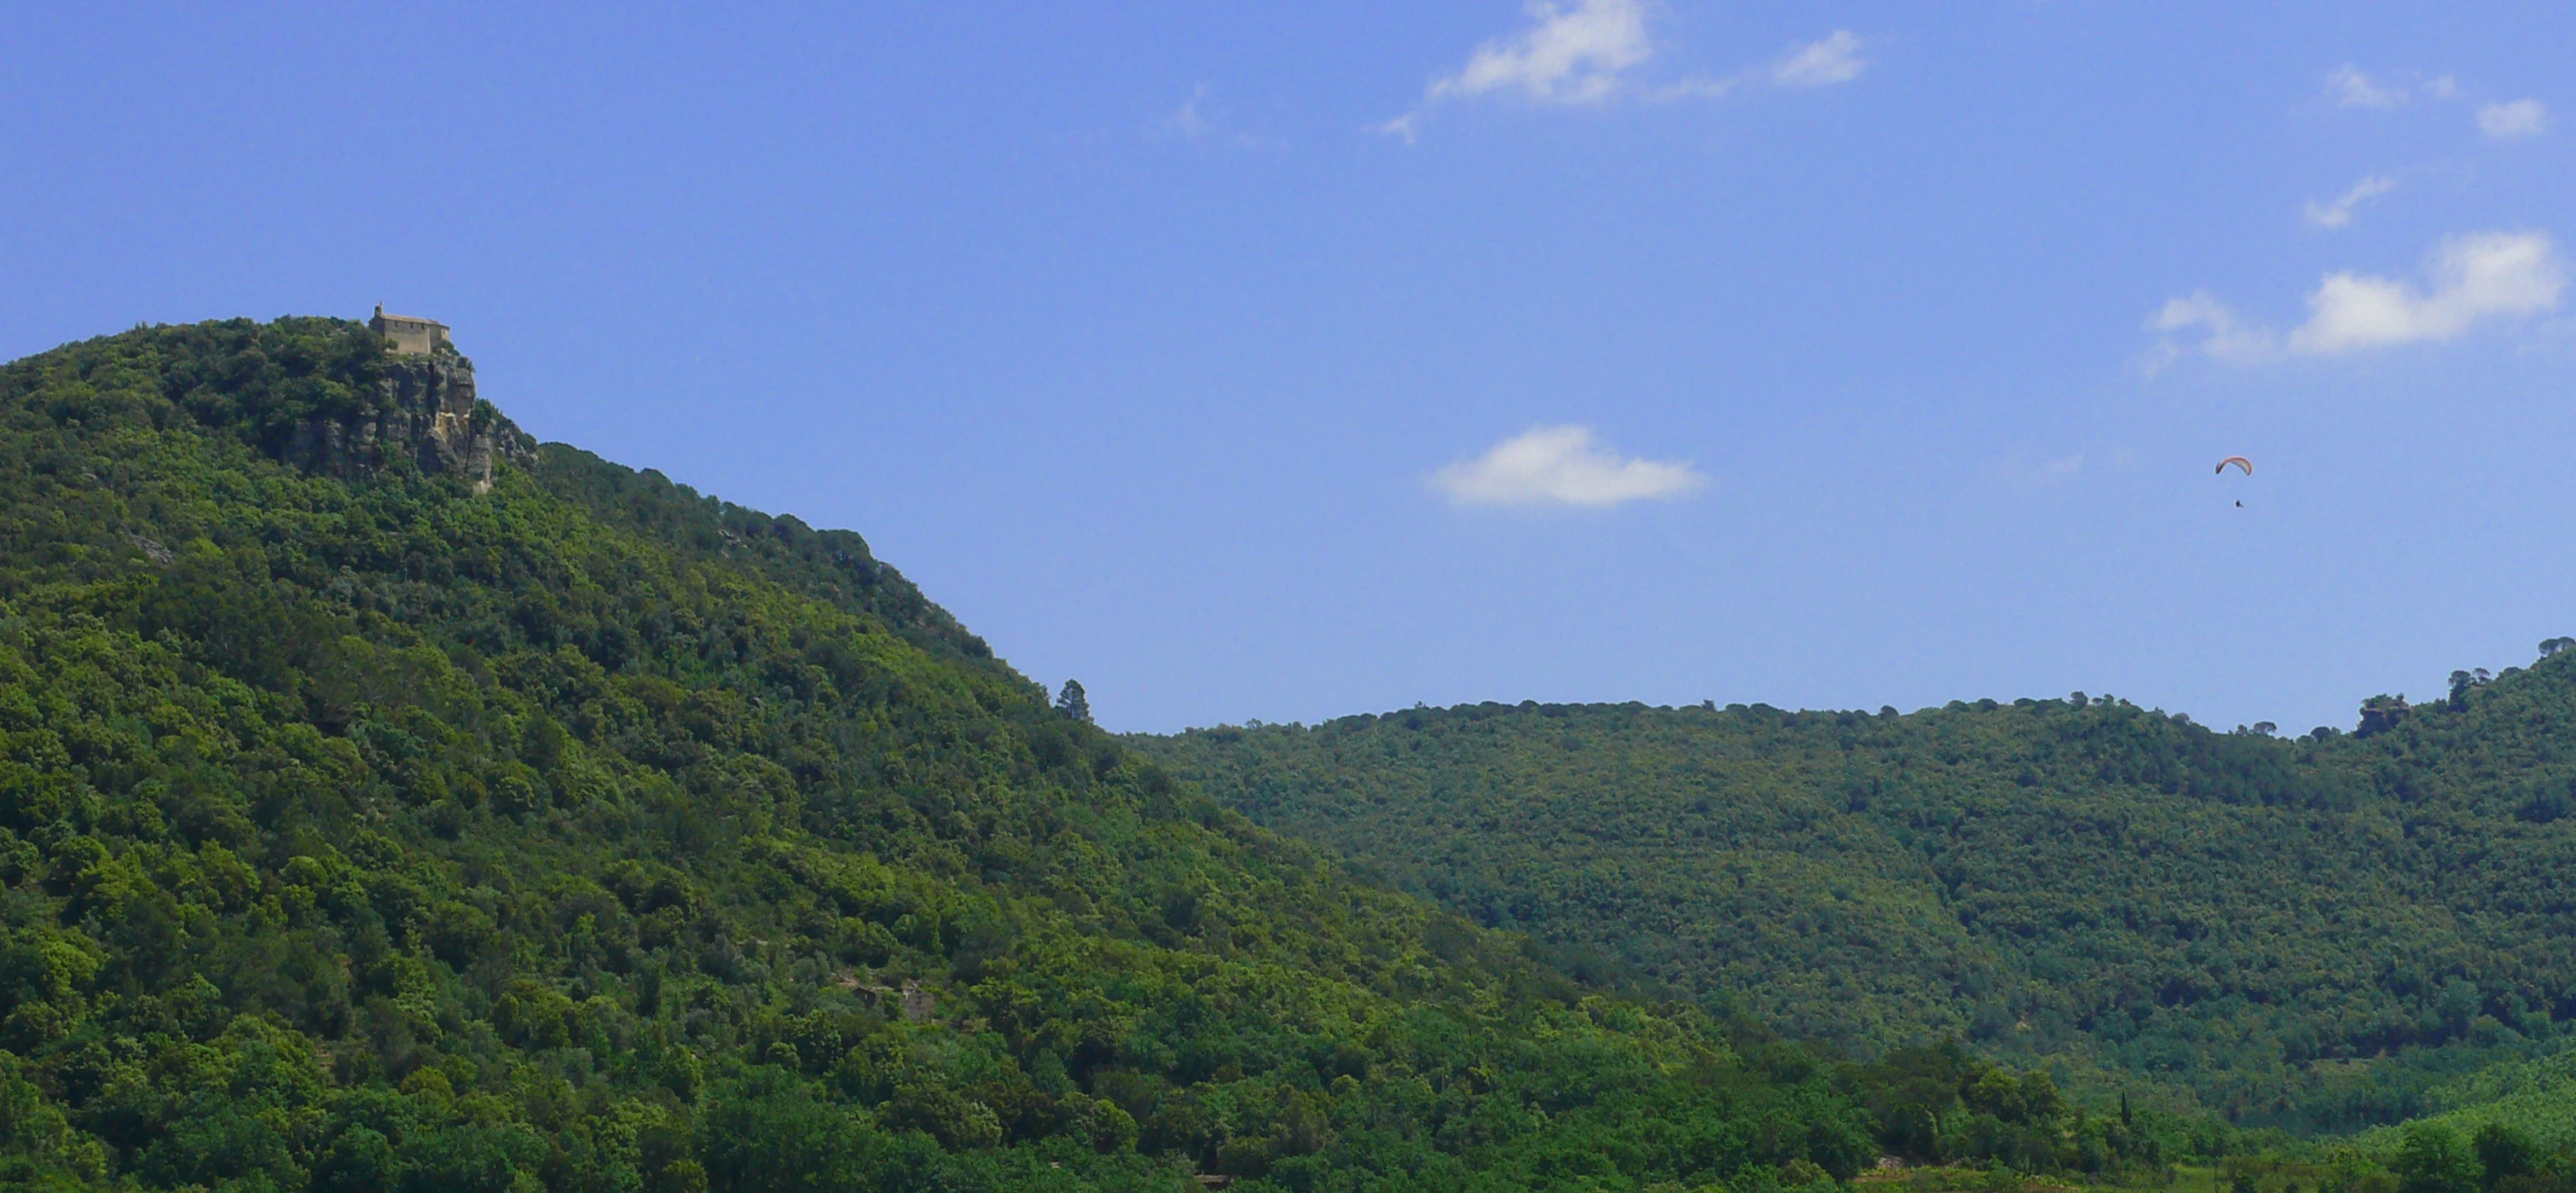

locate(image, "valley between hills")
[[0, 316, 2566, 1193]]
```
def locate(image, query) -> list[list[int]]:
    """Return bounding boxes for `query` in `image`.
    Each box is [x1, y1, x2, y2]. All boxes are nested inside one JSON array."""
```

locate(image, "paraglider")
[[2216, 456, 2252, 507]]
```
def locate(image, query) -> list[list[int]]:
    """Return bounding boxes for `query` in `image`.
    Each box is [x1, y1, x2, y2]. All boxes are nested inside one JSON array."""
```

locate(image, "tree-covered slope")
[[1137, 677, 2576, 1135], [2355, 1045, 2576, 1156], [0, 317, 2017, 1192]]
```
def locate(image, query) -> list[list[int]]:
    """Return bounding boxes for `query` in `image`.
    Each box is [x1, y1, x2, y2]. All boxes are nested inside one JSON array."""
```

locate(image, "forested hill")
[[1137, 671, 2576, 1135], [0, 316, 2100, 1193]]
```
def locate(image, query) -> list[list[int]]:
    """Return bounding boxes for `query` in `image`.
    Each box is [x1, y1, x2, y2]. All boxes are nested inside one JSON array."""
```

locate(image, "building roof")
[[376, 311, 448, 328]]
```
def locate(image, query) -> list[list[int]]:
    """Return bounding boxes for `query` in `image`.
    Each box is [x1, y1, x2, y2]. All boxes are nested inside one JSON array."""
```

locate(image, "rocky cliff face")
[[285, 351, 534, 491]]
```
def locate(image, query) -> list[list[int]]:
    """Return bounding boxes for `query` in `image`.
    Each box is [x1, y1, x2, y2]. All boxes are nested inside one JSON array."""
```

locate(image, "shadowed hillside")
[[1139, 670, 2576, 1135]]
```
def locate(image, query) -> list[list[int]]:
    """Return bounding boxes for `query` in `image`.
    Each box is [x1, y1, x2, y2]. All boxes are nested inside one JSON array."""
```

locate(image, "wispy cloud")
[[2327, 64, 2406, 109], [1369, 112, 1420, 143], [1648, 31, 1864, 105], [1157, 86, 1265, 149], [2149, 231, 2567, 364], [2318, 66, 2553, 144], [1162, 87, 1214, 141], [2325, 67, 2482, 113], [1647, 76, 1743, 103], [2478, 99, 2551, 140], [1428, 0, 1652, 106], [2147, 292, 2276, 366], [1432, 426, 1705, 508], [2302, 175, 2396, 229], [1772, 31, 1865, 88], [1376, 6, 1862, 138]]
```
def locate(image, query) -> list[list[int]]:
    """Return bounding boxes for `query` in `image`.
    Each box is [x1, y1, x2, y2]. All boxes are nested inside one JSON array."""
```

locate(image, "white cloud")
[[2147, 292, 2276, 364], [1429, 0, 1653, 105], [1431, 426, 1705, 508], [1381, 9, 1860, 134], [2287, 231, 2564, 354], [2149, 232, 2567, 364], [2426, 74, 2460, 100], [2328, 64, 2405, 109], [2478, 99, 2551, 139], [1772, 31, 1865, 88], [2302, 175, 2396, 229]]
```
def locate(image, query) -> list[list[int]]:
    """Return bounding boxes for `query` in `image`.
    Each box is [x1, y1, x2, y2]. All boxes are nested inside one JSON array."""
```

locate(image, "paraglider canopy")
[[2215, 456, 2253, 476]]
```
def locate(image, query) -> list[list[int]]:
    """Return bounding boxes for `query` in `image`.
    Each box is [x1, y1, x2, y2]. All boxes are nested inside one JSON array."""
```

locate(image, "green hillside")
[[1137, 676, 2576, 1135], [2357, 1045, 2576, 1154], [0, 316, 2057, 1192]]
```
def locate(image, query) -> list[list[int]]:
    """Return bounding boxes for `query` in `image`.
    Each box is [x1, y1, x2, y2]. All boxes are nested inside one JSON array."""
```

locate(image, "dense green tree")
[[2396, 1125, 2481, 1193], [2475, 1124, 2538, 1192]]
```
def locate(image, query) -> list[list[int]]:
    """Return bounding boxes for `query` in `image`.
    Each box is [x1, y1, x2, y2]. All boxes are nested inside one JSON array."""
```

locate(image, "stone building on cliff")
[[368, 305, 451, 354]]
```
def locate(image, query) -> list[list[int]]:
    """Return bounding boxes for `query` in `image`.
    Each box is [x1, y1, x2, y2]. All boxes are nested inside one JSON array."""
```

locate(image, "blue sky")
[[6, 3, 2572, 734]]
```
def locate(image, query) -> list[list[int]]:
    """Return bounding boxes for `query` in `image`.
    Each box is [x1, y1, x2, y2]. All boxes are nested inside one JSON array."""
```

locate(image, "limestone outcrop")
[[285, 351, 534, 492]]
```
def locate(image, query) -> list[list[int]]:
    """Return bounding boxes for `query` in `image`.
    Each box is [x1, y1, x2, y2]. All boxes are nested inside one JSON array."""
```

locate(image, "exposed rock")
[[123, 533, 173, 565], [286, 350, 534, 492]]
